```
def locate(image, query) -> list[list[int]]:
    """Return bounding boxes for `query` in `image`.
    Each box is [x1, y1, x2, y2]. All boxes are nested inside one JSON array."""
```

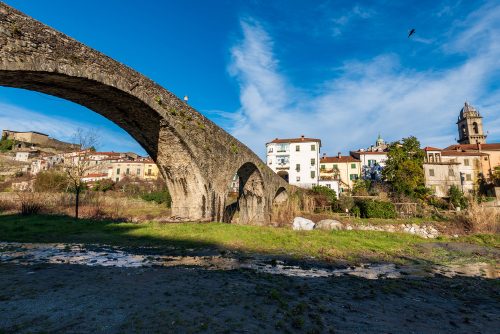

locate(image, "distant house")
[[107, 159, 160, 182], [15, 149, 40, 162], [266, 135, 321, 189], [320, 153, 361, 193], [423, 147, 486, 197]]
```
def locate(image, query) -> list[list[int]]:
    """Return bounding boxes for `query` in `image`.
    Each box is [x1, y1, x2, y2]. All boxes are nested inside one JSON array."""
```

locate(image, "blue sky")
[[0, 0, 499, 157]]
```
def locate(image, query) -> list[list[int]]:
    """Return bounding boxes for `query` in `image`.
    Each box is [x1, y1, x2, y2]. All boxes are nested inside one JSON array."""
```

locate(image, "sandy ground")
[[1, 260, 499, 333]]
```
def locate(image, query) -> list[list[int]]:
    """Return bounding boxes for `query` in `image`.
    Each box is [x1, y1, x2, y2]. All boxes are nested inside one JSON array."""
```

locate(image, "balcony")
[[276, 163, 290, 170]]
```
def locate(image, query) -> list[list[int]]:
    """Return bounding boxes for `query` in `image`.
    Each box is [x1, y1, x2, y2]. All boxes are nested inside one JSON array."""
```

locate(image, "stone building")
[[2, 130, 49, 145], [423, 146, 487, 196], [444, 143, 500, 183], [456, 102, 487, 145], [266, 135, 321, 189]]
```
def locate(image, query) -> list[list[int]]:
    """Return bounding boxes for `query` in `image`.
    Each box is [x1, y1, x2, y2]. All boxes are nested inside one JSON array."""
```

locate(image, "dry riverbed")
[[1, 242, 499, 333]]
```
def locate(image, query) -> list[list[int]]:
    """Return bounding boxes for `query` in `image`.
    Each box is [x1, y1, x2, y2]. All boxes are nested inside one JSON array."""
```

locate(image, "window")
[[349, 174, 358, 180], [296, 176, 300, 182], [115, 177, 119, 182], [310, 171, 316, 179], [126, 168, 130, 175], [333, 164, 338, 169], [351, 163, 356, 169], [295, 145, 300, 152], [295, 164, 300, 172], [429, 169, 435, 177], [268, 147, 273, 153], [147, 169, 152, 175], [368, 159, 376, 166], [116, 168, 121, 175], [137, 168, 141, 175], [311, 144, 316, 151], [466, 174, 472, 181], [464, 159, 469, 166], [473, 122, 478, 134], [320, 164, 326, 170], [277, 143, 288, 152], [449, 169, 455, 177], [277, 155, 289, 166], [311, 158, 315, 166], [325, 184, 331, 188]]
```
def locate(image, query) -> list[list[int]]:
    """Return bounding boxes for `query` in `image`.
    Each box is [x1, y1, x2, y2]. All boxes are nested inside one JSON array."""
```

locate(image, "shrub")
[[448, 185, 468, 209], [141, 190, 172, 207], [336, 195, 354, 213], [427, 196, 449, 210], [356, 199, 396, 219], [17, 192, 44, 215], [93, 179, 114, 192], [311, 185, 337, 209], [0, 138, 14, 152], [34, 171, 69, 192]]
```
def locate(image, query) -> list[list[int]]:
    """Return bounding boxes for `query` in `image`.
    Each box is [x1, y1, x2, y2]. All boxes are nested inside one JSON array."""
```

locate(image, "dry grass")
[[459, 200, 500, 234], [0, 192, 171, 221], [271, 191, 316, 227]]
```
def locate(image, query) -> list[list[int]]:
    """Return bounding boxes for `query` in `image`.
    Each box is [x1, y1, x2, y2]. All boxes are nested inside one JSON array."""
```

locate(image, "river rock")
[[315, 219, 343, 230], [292, 217, 315, 231]]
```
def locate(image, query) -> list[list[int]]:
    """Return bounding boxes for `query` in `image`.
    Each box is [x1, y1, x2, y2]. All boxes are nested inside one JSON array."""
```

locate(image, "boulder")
[[292, 217, 315, 231], [315, 219, 343, 230]]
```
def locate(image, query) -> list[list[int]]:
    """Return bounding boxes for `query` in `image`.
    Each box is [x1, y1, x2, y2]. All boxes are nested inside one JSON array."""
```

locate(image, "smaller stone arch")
[[273, 187, 288, 205], [223, 162, 267, 225]]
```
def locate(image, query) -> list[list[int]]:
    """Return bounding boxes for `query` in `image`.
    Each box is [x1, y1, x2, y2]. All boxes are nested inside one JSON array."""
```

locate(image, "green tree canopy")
[[382, 136, 426, 197]]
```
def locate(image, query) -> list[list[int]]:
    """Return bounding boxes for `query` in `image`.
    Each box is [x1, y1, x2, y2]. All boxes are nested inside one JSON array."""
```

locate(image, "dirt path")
[[1, 261, 499, 333]]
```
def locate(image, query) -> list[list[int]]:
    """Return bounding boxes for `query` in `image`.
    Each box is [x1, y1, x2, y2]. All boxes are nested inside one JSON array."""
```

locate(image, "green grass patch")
[[0, 214, 497, 264]]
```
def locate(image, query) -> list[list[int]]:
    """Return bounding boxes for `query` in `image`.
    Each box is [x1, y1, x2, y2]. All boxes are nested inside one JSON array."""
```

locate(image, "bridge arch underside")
[[0, 70, 216, 221], [223, 162, 270, 225]]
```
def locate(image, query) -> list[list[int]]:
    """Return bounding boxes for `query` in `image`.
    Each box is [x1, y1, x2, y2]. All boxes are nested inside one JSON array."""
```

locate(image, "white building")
[[266, 135, 321, 189]]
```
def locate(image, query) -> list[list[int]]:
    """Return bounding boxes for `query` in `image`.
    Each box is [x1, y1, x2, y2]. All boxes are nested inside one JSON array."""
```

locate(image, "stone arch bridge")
[[0, 3, 290, 224]]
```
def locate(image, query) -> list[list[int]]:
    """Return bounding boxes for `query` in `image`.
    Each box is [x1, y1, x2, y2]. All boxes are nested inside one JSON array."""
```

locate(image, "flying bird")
[[408, 28, 416, 38]]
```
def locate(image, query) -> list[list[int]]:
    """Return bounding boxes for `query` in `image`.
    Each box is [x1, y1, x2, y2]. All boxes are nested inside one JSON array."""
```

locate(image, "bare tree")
[[65, 128, 99, 219]]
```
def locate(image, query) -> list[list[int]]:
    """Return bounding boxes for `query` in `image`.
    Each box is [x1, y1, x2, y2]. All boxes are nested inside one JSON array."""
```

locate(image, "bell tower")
[[456, 102, 486, 144]]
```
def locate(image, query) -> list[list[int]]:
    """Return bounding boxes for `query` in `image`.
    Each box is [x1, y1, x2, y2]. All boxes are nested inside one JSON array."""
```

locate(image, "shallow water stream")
[[0, 242, 497, 279]]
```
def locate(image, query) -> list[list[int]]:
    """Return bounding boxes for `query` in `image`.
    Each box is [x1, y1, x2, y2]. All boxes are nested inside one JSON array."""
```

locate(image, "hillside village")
[[0, 129, 160, 191], [267, 102, 500, 200]]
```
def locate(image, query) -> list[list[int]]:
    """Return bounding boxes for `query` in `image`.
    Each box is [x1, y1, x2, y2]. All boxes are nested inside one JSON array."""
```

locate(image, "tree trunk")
[[75, 188, 79, 219]]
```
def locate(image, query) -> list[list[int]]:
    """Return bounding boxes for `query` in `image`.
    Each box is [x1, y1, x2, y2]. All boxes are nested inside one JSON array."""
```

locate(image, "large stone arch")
[[0, 3, 290, 224]]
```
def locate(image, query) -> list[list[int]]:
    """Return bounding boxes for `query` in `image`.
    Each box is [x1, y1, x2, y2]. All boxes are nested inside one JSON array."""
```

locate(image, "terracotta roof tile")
[[321, 156, 360, 163], [444, 143, 500, 151], [268, 136, 321, 144]]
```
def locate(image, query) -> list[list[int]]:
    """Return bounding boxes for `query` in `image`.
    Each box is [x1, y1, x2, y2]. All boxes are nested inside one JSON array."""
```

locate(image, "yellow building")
[[444, 143, 500, 183], [107, 159, 160, 182], [319, 153, 361, 193]]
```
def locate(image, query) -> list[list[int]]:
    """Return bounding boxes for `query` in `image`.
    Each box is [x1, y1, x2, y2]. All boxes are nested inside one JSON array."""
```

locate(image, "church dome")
[[459, 102, 480, 119]]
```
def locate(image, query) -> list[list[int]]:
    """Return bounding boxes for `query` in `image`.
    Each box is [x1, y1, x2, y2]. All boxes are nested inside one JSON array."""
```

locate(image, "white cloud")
[[228, 2, 500, 158], [331, 5, 375, 37]]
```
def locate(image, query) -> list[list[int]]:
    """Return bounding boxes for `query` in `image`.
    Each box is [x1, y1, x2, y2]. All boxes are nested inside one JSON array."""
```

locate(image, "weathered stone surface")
[[315, 219, 343, 230], [0, 3, 290, 224], [292, 217, 315, 231]]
